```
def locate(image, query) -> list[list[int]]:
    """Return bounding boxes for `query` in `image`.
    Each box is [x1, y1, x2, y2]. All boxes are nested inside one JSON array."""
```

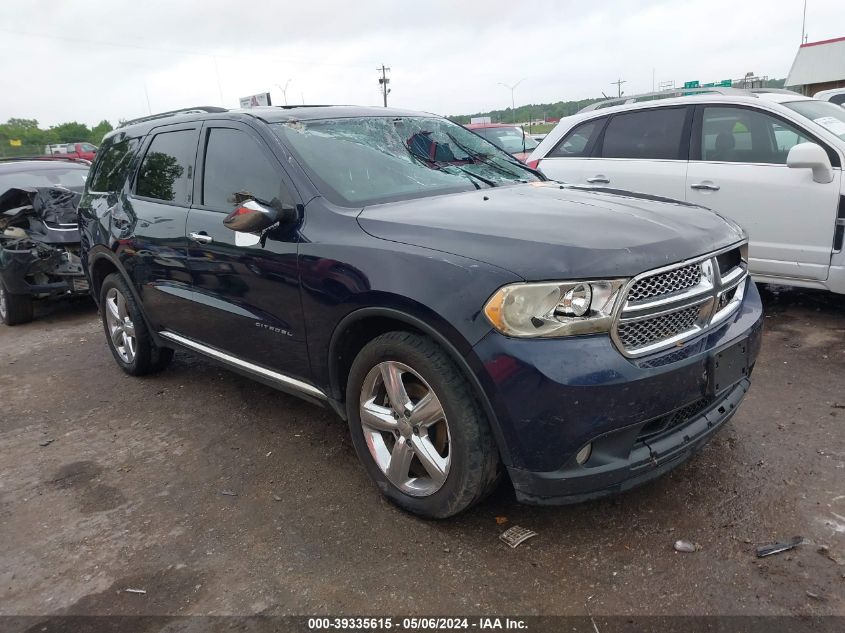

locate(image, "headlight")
[[483, 279, 626, 338]]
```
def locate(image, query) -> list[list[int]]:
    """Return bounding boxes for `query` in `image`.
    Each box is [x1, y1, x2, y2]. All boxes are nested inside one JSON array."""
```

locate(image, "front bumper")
[[0, 243, 89, 298], [469, 278, 763, 504]]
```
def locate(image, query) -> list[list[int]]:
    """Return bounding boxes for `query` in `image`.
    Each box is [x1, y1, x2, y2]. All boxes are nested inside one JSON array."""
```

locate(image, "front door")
[[686, 105, 841, 281], [184, 122, 309, 378]]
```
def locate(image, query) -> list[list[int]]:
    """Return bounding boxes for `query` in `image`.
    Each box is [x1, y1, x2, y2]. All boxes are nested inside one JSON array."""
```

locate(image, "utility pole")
[[498, 79, 526, 124], [801, 0, 807, 44], [377, 65, 391, 107], [612, 78, 626, 98]]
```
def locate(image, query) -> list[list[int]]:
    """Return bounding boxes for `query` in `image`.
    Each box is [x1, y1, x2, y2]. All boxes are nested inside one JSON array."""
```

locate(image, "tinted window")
[[88, 137, 139, 192], [601, 108, 686, 159], [831, 94, 845, 106], [699, 107, 813, 164], [135, 130, 196, 203], [548, 120, 599, 158], [202, 128, 284, 210]]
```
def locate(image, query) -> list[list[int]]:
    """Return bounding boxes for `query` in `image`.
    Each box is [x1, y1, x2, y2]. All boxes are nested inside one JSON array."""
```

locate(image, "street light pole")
[[498, 79, 526, 124], [276, 79, 292, 106]]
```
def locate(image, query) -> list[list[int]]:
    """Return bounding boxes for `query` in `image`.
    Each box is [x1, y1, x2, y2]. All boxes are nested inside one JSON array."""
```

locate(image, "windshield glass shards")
[[272, 116, 542, 206]]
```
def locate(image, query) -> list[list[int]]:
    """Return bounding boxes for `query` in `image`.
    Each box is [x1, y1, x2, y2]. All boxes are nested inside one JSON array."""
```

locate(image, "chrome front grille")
[[617, 304, 701, 349], [628, 264, 701, 302], [612, 245, 748, 357]]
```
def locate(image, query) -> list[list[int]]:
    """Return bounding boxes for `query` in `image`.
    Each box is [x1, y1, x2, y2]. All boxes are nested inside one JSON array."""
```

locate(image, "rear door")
[[584, 106, 692, 200], [184, 121, 309, 377], [686, 105, 842, 281], [124, 123, 200, 333], [540, 107, 692, 200]]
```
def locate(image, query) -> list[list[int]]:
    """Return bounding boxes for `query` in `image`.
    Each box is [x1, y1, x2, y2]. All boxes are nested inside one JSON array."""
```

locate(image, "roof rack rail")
[[746, 88, 804, 96], [119, 106, 228, 128], [0, 156, 91, 165], [579, 87, 756, 112]]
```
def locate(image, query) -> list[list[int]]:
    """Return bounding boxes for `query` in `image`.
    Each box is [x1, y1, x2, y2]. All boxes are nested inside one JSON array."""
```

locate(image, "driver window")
[[201, 128, 289, 211]]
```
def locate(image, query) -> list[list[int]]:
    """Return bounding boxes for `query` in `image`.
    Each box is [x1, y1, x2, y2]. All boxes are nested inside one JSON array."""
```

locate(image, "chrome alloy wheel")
[[0, 285, 7, 321], [359, 361, 451, 497], [105, 287, 137, 363]]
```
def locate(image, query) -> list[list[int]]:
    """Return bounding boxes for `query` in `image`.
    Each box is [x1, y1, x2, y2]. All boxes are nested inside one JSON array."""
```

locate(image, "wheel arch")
[[86, 247, 167, 348], [328, 306, 514, 466]]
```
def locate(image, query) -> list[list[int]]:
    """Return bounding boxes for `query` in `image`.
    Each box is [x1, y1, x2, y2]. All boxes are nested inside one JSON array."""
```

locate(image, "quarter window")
[[88, 137, 139, 192], [600, 108, 687, 160], [699, 107, 812, 164], [201, 128, 284, 210], [548, 120, 600, 158], [135, 130, 196, 204]]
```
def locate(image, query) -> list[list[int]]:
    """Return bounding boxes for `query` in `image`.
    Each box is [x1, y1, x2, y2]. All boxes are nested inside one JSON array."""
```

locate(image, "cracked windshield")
[[273, 116, 541, 205]]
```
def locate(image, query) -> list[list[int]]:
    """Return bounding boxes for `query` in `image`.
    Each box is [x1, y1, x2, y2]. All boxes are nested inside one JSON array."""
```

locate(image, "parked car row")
[[44, 142, 98, 161], [66, 103, 762, 518], [527, 88, 845, 295]]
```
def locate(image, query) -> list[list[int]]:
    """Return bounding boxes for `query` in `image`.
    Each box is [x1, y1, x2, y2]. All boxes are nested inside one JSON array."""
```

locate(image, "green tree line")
[[0, 118, 114, 157]]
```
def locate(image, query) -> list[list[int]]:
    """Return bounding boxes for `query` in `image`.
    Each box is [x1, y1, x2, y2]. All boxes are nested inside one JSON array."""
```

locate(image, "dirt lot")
[[0, 286, 843, 618]]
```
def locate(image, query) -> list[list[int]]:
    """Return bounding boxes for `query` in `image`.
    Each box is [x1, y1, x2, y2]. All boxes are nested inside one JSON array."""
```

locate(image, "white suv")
[[528, 89, 845, 294]]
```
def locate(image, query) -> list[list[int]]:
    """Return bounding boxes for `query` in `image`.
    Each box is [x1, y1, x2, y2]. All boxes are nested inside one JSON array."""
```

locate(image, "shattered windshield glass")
[[271, 116, 542, 206]]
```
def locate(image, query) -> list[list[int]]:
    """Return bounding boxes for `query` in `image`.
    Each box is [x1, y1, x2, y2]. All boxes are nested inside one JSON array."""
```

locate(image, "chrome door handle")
[[586, 176, 610, 184], [690, 182, 720, 191], [189, 232, 213, 244]]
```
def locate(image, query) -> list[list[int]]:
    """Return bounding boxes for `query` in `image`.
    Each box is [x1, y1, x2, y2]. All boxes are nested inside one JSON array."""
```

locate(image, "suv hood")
[[357, 183, 744, 280]]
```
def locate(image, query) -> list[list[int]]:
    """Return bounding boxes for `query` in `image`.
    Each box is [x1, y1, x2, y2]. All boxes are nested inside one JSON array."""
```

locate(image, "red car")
[[465, 123, 538, 163], [44, 142, 97, 162], [63, 142, 98, 161]]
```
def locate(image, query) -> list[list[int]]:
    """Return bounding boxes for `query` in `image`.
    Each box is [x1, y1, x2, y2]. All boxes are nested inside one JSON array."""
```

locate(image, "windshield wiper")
[[403, 142, 495, 189], [445, 132, 537, 181]]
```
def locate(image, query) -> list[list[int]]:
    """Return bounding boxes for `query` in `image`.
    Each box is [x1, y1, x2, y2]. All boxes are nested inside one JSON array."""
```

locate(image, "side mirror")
[[786, 142, 834, 184], [223, 198, 297, 233]]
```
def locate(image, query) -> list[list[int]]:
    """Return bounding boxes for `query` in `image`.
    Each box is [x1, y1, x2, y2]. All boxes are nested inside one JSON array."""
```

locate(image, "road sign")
[[683, 80, 700, 89]]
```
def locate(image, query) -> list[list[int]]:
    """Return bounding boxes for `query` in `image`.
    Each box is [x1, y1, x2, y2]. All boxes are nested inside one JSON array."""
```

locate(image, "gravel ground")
[[0, 286, 843, 618]]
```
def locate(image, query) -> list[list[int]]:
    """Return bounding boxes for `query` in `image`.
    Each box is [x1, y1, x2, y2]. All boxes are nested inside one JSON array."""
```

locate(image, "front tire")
[[346, 331, 500, 518], [99, 273, 173, 376], [0, 281, 34, 326]]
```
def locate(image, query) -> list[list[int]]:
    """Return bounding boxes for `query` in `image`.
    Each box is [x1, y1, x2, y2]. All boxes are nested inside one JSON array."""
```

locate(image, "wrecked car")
[[0, 159, 90, 324]]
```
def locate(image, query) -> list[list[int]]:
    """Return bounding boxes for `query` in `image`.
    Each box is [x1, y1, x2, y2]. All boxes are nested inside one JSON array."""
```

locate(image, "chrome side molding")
[[159, 331, 327, 400]]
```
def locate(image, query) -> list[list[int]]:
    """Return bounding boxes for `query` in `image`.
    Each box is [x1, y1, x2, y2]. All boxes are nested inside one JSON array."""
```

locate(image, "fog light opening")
[[575, 443, 593, 465]]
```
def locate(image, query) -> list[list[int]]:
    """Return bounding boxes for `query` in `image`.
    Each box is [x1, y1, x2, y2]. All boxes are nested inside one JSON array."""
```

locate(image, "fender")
[[328, 306, 514, 466], [85, 245, 169, 350]]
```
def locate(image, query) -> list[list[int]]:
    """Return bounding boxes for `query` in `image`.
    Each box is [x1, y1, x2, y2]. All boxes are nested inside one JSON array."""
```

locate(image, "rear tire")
[[0, 281, 34, 326], [99, 273, 173, 376], [346, 331, 500, 519]]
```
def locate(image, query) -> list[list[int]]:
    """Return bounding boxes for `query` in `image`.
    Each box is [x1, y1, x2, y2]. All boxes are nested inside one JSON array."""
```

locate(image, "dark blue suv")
[[78, 105, 763, 518]]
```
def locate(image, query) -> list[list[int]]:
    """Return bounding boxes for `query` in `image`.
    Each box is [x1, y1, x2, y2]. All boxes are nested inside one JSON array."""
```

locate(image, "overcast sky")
[[1, 0, 842, 127]]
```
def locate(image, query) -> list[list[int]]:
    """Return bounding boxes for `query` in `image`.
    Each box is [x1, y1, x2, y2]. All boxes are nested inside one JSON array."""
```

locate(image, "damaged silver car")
[[0, 159, 90, 325]]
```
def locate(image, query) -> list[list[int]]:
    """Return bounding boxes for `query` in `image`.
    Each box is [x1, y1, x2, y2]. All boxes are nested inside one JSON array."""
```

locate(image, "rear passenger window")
[[201, 128, 284, 211], [88, 137, 139, 192], [548, 120, 601, 158], [600, 108, 687, 160], [135, 130, 196, 204]]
